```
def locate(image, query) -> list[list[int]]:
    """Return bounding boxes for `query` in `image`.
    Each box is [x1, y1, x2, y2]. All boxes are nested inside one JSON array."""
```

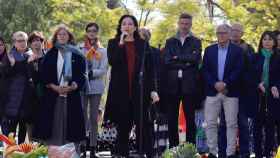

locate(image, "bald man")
[[202, 24, 243, 158], [218, 23, 255, 158]]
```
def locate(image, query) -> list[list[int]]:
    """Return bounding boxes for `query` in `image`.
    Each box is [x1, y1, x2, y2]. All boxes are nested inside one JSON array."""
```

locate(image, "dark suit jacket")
[[235, 41, 258, 117], [33, 47, 86, 142], [202, 43, 243, 97], [163, 35, 202, 94]]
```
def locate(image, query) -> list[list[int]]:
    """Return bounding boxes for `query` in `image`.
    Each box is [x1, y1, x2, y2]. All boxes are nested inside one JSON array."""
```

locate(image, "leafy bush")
[[162, 142, 199, 158]]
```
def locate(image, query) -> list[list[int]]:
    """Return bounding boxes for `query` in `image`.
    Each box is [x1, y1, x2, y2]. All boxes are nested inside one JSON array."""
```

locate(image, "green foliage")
[[49, 0, 125, 45], [162, 142, 198, 158], [136, 0, 159, 27], [9, 145, 48, 158], [217, 0, 280, 49], [0, 0, 125, 46], [0, 0, 52, 43], [149, 0, 215, 48], [1, 0, 279, 51]]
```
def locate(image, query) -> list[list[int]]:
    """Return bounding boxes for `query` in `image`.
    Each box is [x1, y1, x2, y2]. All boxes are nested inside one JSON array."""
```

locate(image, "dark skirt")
[[44, 96, 68, 146]]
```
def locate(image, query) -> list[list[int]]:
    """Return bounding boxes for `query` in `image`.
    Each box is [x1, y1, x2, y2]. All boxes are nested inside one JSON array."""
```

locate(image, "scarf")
[[9, 47, 28, 62], [83, 38, 102, 61], [54, 42, 82, 81], [261, 48, 272, 93]]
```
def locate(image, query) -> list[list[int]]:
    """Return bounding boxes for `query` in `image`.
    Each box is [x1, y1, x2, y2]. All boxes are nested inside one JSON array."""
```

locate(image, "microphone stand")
[[133, 41, 148, 158]]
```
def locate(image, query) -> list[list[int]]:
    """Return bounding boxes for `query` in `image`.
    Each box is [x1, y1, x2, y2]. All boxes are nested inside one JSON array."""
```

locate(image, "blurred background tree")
[[0, 0, 279, 49], [0, 0, 52, 44]]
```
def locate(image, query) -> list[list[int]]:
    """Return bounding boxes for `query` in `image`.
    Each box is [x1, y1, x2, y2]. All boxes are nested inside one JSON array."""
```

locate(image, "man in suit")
[[218, 23, 256, 158], [163, 13, 202, 147], [202, 24, 243, 158]]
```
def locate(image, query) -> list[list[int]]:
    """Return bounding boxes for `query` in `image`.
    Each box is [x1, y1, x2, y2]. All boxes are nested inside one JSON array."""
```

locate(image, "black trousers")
[[1, 116, 27, 144], [253, 97, 276, 158], [166, 93, 196, 148], [115, 100, 154, 157]]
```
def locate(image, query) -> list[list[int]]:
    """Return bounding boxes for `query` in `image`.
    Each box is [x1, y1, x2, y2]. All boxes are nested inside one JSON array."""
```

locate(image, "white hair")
[[216, 24, 231, 33], [12, 31, 28, 41]]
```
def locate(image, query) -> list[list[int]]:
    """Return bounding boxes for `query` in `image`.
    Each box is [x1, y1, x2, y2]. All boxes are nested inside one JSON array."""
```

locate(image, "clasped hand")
[[49, 82, 78, 95], [215, 81, 226, 93]]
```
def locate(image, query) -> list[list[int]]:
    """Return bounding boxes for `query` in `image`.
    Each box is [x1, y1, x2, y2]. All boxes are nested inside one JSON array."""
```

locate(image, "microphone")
[[119, 32, 128, 45], [123, 34, 127, 40], [122, 31, 128, 39]]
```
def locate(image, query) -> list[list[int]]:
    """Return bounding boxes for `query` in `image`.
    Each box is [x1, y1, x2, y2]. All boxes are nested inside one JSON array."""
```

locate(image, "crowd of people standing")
[[0, 13, 280, 158]]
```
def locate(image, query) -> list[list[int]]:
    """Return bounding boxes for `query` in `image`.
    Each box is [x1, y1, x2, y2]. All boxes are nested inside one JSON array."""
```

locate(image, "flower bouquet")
[[0, 134, 48, 158]]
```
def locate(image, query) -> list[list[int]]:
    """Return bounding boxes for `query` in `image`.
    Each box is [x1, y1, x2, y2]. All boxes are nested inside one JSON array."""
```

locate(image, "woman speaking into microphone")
[[104, 14, 159, 158]]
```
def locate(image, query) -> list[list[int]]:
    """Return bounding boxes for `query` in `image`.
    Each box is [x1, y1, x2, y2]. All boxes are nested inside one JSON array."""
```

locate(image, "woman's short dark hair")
[[52, 24, 75, 45], [115, 14, 140, 40], [257, 30, 278, 53], [0, 36, 7, 54], [28, 31, 45, 44], [85, 22, 99, 32]]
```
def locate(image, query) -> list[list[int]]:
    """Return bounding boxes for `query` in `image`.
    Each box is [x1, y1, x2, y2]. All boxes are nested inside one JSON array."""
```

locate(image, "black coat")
[[236, 41, 258, 118], [163, 34, 202, 94], [104, 38, 156, 124], [32, 47, 86, 142], [23, 56, 45, 123], [0, 53, 36, 121], [255, 52, 280, 120], [0, 53, 9, 117]]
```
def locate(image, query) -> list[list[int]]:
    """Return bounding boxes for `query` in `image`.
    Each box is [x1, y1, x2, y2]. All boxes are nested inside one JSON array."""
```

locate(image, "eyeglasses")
[[216, 32, 228, 35], [231, 29, 243, 33], [57, 33, 68, 37], [32, 38, 43, 42], [15, 39, 27, 43], [87, 29, 98, 33]]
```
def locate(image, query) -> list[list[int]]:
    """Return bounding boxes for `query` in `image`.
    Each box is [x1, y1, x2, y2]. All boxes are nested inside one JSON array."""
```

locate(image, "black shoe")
[[113, 154, 126, 158], [209, 153, 217, 158], [85, 136, 91, 151], [218, 155, 227, 158], [227, 155, 237, 158], [80, 152, 87, 158], [90, 152, 97, 158], [80, 145, 87, 158], [90, 146, 98, 158], [240, 154, 250, 158]]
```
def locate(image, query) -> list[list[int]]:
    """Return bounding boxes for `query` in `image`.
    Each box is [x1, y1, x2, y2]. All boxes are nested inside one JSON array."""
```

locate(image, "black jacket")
[[0, 52, 38, 121], [163, 33, 202, 94], [104, 38, 157, 124], [255, 52, 280, 120], [0, 53, 9, 116]]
